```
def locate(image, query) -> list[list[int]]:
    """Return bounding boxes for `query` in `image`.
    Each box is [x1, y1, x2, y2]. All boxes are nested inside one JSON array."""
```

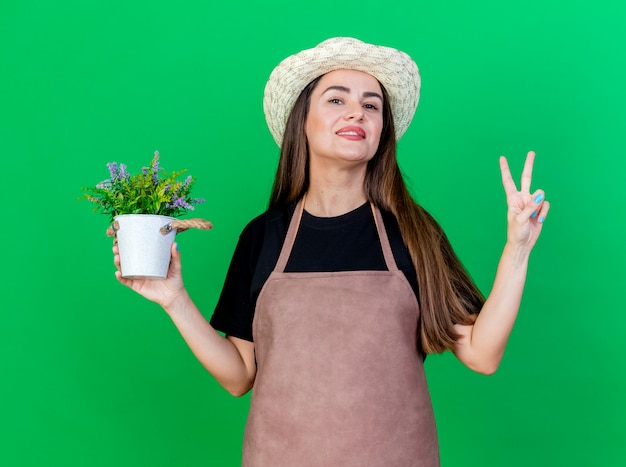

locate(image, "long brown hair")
[[269, 76, 484, 354]]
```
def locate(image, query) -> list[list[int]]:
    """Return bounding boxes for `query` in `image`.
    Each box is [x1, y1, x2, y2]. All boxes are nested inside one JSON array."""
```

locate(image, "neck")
[[305, 165, 368, 217]]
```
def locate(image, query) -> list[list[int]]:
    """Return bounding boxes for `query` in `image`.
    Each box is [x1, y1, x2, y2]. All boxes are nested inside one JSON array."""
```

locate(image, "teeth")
[[337, 131, 361, 136]]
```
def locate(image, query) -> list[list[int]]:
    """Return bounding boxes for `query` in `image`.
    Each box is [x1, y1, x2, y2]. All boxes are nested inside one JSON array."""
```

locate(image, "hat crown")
[[318, 37, 364, 48]]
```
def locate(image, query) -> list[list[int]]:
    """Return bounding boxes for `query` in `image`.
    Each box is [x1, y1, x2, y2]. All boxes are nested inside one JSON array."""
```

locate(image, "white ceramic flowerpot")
[[114, 214, 177, 279]]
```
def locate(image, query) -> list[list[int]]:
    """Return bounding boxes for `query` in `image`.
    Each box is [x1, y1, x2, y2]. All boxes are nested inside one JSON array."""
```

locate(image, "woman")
[[114, 37, 550, 466]]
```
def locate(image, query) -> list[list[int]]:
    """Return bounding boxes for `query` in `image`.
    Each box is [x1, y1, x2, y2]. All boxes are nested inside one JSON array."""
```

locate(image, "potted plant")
[[82, 151, 212, 279]]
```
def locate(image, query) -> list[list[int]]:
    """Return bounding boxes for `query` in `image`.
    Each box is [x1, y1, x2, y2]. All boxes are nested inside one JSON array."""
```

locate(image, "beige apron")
[[243, 198, 439, 466]]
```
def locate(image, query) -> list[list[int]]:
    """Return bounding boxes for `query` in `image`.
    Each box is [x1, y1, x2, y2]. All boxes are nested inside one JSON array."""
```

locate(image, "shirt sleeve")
[[209, 216, 266, 342]]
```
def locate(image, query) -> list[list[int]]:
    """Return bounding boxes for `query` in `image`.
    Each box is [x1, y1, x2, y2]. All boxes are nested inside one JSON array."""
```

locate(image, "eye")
[[363, 103, 379, 110], [328, 98, 343, 104]]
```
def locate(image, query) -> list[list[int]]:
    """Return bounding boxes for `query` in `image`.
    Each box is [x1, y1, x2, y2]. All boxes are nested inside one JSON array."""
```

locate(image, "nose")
[[344, 103, 364, 121]]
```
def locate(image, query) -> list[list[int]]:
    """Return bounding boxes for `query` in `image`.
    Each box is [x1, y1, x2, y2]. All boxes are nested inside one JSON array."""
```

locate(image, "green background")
[[2, 0, 624, 465]]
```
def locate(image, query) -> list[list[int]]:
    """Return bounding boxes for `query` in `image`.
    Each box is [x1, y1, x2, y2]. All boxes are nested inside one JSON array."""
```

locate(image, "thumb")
[[168, 242, 183, 277], [518, 190, 545, 222]]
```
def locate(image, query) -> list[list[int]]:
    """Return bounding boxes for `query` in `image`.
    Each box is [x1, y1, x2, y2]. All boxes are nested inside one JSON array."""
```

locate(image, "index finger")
[[520, 150, 535, 193], [499, 156, 518, 196]]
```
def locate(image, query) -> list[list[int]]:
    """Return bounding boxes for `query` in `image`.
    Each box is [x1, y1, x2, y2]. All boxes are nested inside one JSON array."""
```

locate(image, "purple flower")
[[167, 194, 193, 211], [105, 161, 130, 182], [107, 162, 118, 180], [151, 156, 160, 184], [119, 163, 129, 180]]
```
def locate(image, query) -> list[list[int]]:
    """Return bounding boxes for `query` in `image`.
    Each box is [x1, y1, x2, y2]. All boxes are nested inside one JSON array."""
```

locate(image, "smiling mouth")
[[336, 127, 366, 139]]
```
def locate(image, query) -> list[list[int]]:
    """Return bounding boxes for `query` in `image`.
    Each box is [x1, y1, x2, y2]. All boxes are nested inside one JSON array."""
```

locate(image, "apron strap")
[[371, 204, 400, 272], [274, 196, 306, 273]]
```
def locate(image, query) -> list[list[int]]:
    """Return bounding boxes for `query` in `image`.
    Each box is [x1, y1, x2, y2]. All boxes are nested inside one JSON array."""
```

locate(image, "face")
[[305, 69, 384, 167]]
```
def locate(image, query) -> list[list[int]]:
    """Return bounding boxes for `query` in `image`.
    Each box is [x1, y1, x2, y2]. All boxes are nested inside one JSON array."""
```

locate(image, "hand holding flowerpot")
[[112, 241, 186, 310]]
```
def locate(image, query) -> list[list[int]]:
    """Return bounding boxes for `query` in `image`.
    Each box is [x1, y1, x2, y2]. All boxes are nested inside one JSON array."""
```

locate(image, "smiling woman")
[[113, 37, 550, 466]]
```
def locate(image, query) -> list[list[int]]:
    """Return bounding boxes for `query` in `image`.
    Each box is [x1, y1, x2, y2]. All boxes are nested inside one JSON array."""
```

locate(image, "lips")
[[336, 126, 366, 139]]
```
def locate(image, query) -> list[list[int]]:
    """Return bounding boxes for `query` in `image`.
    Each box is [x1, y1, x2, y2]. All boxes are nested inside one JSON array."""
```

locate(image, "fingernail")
[[531, 211, 537, 218], [539, 216, 545, 223], [534, 193, 544, 204], [175, 243, 179, 251]]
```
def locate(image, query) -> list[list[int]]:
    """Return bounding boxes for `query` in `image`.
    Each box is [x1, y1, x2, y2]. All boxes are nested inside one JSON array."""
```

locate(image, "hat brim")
[[263, 37, 421, 146]]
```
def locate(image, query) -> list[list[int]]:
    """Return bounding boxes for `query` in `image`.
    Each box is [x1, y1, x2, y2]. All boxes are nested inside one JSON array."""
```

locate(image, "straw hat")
[[263, 37, 421, 146]]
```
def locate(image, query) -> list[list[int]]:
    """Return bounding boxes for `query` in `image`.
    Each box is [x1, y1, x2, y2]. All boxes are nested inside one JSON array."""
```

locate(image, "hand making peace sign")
[[499, 151, 550, 251]]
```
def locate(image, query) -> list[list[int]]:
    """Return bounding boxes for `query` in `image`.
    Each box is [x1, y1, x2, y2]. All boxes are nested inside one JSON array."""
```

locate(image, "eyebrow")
[[322, 85, 383, 101]]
